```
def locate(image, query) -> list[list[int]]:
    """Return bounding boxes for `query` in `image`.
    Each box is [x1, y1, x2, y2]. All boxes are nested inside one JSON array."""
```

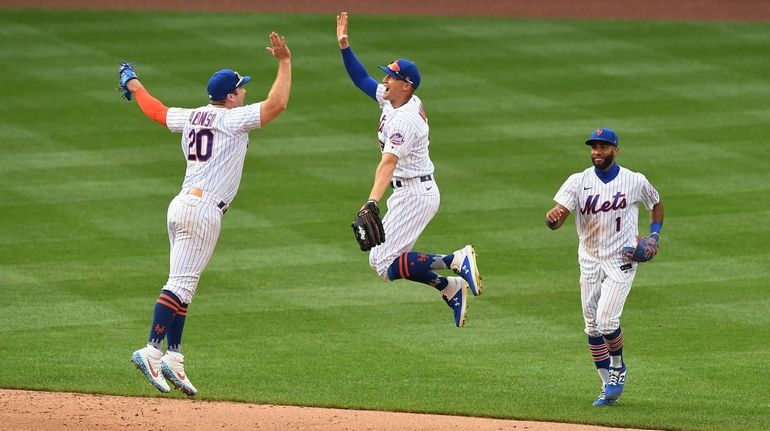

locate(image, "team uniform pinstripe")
[[162, 103, 262, 303], [554, 166, 660, 336], [369, 84, 439, 278]]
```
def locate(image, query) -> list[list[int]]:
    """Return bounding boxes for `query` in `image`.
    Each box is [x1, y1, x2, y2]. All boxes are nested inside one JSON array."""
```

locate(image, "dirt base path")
[[1, 389, 657, 431]]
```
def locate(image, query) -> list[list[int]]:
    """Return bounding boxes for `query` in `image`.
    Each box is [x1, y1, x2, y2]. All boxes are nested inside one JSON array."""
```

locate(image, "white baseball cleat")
[[131, 345, 170, 393], [161, 351, 198, 396], [450, 245, 483, 296]]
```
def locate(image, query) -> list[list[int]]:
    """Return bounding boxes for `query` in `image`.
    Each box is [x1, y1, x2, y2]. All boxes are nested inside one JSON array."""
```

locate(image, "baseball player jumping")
[[337, 12, 483, 328], [545, 128, 664, 406], [117, 32, 292, 395]]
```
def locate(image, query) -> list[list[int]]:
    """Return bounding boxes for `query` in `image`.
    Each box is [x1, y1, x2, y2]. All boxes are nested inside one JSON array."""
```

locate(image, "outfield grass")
[[1, 8, 769, 431]]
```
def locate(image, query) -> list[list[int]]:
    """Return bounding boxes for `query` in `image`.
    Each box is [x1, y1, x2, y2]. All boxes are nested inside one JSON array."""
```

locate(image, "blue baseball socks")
[[147, 290, 187, 352], [387, 252, 455, 290]]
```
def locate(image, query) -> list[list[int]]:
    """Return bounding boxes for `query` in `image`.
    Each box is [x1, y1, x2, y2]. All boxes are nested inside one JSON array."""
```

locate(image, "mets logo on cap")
[[585, 127, 619, 147]]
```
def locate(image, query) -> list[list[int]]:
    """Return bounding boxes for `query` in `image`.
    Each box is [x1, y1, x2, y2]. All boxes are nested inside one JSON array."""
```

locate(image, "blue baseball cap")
[[585, 127, 619, 147], [378, 59, 421, 90], [207, 69, 251, 101]]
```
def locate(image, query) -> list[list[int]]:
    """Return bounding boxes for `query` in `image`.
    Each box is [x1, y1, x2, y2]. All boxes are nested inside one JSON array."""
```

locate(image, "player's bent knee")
[[164, 286, 195, 304], [163, 276, 199, 304], [584, 326, 602, 338], [598, 320, 620, 336], [386, 260, 402, 281], [369, 263, 390, 281]]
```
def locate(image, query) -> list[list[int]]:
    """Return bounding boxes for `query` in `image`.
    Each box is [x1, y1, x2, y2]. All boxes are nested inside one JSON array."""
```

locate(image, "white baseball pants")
[[162, 191, 226, 304], [579, 256, 637, 337], [369, 177, 440, 279]]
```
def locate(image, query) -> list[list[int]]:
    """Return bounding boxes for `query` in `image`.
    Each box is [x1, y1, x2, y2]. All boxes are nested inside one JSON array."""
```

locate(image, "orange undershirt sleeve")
[[134, 87, 169, 126]]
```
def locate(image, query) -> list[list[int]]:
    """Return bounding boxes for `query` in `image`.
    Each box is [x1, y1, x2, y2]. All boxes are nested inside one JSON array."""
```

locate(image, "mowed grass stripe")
[[0, 8, 768, 431]]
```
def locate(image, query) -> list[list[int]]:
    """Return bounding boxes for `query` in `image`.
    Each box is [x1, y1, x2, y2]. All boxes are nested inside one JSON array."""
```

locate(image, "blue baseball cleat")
[[593, 388, 618, 407], [604, 364, 627, 400], [443, 277, 468, 327], [450, 245, 483, 296]]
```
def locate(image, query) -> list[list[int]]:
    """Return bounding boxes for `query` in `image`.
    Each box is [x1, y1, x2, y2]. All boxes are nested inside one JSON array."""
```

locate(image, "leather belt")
[[391, 174, 432, 189], [188, 188, 228, 214]]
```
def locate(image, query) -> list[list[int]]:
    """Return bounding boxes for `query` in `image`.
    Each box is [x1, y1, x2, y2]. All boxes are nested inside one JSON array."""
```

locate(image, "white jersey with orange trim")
[[166, 102, 262, 204], [160, 102, 261, 304], [553, 166, 660, 261]]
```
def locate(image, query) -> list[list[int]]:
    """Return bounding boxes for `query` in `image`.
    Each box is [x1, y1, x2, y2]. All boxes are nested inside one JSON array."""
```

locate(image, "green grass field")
[[1, 8, 769, 431]]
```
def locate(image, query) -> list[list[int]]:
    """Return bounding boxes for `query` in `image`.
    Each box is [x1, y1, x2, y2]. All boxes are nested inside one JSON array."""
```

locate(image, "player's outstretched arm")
[[117, 62, 168, 125], [261, 32, 292, 126], [545, 204, 570, 230], [337, 11, 378, 101]]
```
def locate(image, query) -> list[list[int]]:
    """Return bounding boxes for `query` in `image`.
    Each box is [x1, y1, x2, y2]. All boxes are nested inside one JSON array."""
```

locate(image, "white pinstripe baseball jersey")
[[554, 166, 660, 261], [375, 84, 433, 178], [166, 102, 262, 204], [367, 84, 439, 278]]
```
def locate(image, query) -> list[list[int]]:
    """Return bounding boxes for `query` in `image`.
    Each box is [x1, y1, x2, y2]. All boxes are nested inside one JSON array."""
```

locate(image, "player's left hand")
[[266, 32, 291, 60], [622, 234, 658, 262], [336, 11, 350, 49], [351, 199, 385, 251]]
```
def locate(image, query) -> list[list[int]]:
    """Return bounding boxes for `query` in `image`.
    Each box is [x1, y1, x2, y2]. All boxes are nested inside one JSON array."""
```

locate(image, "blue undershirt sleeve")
[[341, 47, 378, 101]]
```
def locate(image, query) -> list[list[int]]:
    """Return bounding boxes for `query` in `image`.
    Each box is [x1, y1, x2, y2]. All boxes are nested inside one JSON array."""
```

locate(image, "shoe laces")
[[167, 358, 185, 372], [608, 369, 620, 385]]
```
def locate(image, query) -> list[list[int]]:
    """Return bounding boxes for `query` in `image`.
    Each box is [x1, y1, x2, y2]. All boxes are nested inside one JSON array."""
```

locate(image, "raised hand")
[[336, 11, 350, 49], [265, 32, 291, 60]]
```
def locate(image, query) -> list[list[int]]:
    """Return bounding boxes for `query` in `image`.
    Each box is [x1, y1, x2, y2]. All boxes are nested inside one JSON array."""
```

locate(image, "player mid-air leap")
[[545, 128, 664, 406], [118, 32, 291, 396], [337, 12, 483, 328]]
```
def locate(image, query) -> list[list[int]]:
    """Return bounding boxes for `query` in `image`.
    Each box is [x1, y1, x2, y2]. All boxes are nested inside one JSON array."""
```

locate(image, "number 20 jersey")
[[166, 102, 262, 204]]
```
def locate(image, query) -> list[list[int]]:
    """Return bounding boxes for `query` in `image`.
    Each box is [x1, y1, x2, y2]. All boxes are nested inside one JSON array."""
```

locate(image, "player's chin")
[[593, 158, 611, 169]]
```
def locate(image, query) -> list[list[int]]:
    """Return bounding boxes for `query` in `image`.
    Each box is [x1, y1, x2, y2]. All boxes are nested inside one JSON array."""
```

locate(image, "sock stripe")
[[606, 334, 624, 352], [400, 254, 410, 278], [589, 344, 610, 362], [176, 304, 188, 316], [604, 328, 624, 353], [157, 296, 180, 312], [159, 292, 182, 306]]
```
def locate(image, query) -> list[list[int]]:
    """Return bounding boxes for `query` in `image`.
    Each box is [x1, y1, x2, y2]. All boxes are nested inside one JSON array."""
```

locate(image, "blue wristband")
[[650, 222, 662, 240]]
